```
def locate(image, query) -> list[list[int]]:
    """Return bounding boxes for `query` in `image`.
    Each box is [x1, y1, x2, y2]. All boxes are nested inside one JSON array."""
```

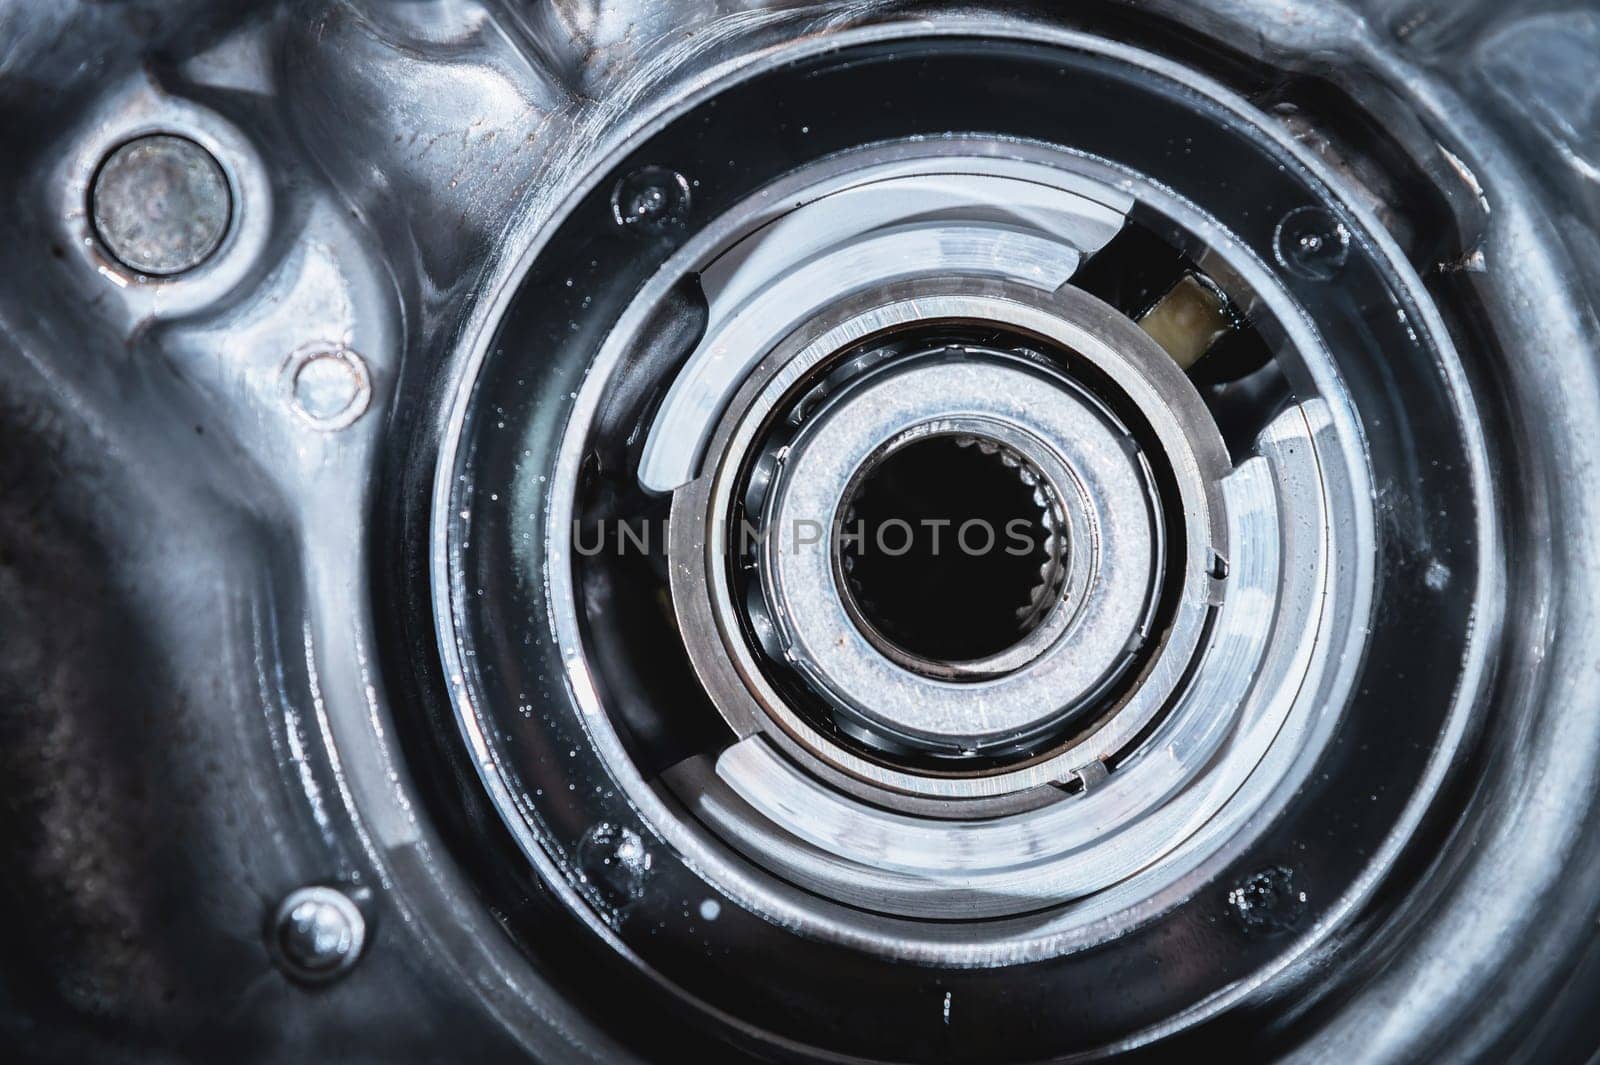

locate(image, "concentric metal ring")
[[637, 151, 1134, 493], [423, 28, 1494, 1053], [759, 352, 1156, 746], [670, 277, 1229, 804], [831, 417, 1078, 683], [514, 130, 1375, 943]]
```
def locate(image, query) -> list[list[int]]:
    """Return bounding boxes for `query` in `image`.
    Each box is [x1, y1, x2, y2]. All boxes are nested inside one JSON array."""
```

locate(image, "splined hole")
[[838, 434, 1060, 665]]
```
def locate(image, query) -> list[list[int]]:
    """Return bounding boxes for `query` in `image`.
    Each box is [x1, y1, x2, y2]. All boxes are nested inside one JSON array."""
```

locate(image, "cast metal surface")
[[1, 2, 1598, 1063]]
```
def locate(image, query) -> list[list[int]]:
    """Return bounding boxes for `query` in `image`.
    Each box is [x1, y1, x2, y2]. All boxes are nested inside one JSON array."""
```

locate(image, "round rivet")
[[610, 166, 691, 232], [1273, 205, 1349, 281], [271, 885, 367, 983]]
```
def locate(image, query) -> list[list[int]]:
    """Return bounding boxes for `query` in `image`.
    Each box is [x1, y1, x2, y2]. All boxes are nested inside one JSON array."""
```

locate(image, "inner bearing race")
[[835, 427, 1068, 674], [755, 350, 1156, 749]]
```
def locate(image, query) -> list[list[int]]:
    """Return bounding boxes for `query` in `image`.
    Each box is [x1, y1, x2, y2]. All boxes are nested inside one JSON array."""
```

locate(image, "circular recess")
[[426, 31, 1490, 1062], [611, 166, 692, 232], [1273, 205, 1351, 281], [90, 134, 231, 276]]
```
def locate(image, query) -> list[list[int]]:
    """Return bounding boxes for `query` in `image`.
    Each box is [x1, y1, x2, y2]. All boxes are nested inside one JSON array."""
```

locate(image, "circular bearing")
[[672, 279, 1229, 802]]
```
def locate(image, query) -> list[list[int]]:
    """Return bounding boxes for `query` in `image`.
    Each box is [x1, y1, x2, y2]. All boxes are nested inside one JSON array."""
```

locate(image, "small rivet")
[[284, 343, 372, 430], [91, 134, 231, 276], [270, 885, 367, 983], [610, 166, 691, 232], [1273, 206, 1349, 281]]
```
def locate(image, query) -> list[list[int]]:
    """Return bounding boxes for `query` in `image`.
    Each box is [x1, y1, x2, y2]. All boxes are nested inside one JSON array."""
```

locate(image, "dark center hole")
[[839, 435, 1055, 665]]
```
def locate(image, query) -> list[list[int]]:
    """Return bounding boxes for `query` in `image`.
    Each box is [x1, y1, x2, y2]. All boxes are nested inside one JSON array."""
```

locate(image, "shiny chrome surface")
[[3, 1, 1597, 1061]]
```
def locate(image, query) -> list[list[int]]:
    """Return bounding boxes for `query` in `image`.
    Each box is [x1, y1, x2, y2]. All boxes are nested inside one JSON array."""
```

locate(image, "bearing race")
[[756, 351, 1158, 749], [672, 278, 1229, 803]]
